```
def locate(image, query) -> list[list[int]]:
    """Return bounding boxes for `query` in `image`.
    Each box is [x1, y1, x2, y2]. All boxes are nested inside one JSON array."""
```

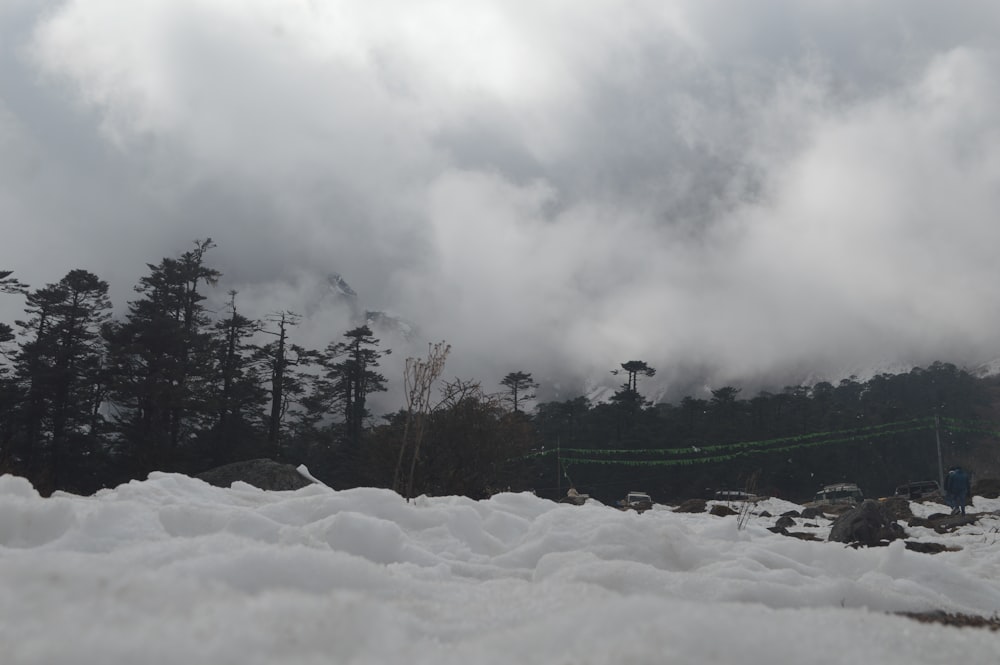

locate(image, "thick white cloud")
[[4, 0, 1000, 402]]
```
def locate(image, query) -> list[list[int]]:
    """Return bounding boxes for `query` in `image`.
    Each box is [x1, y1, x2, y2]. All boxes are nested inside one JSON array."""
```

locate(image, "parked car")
[[892, 480, 941, 501], [618, 491, 654, 513], [713, 490, 759, 502], [808, 483, 864, 506]]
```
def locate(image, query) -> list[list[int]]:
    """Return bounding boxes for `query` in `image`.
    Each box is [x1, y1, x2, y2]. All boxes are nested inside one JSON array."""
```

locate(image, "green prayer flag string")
[[519, 416, 1000, 467]]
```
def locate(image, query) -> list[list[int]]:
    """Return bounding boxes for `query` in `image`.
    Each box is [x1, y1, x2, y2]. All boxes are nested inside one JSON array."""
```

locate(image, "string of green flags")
[[558, 423, 934, 468], [522, 415, 996, 469], [524, 416, 935, 459], [938, 416, 1000, 438], [558, 417, 935, 457]]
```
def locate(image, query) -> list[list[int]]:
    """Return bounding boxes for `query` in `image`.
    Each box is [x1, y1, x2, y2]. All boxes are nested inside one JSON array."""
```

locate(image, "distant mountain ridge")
[[320, 273, 417, 342], [314, 273, 1000, 406]]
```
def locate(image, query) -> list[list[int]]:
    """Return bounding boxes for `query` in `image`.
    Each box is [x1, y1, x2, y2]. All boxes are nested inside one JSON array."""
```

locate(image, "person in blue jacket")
[[945, 466, 972, 515]]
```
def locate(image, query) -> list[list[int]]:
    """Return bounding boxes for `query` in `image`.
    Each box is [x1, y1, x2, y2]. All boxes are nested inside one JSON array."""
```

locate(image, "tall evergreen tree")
[[255, 311, 316, 460], [11, 270, 111, 492], [318, 325, 389, 483], [328, 326, 389, 448], [500, 371, 539, 413], [259, 311, 297, 451], [613, 360, 656, 398], [0, 270, 25, 473], [104, 240, 220, 475], [205, 291, 267, 465]]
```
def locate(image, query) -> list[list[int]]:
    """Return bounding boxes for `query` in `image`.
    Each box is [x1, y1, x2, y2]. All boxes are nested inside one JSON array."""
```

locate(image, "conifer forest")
[[3, 242, 999, 504]]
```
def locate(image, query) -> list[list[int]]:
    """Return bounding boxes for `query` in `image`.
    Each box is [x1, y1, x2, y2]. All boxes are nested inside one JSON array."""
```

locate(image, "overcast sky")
[[3, 1, 1000, 404]]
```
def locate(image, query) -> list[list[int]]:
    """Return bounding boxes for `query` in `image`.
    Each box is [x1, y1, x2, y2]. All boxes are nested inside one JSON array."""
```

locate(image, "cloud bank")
[[3, 1, 1000, 403]]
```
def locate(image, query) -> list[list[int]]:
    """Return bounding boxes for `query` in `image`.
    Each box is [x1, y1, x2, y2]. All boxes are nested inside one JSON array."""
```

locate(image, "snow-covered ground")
[[2, 472, 1000, 665]]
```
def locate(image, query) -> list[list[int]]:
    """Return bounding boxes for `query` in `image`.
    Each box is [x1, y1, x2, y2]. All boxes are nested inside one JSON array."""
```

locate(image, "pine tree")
[[205, 291, 267, 465], [11, 270, 111, 492], [104, 240, 220, 475], [0, 270, 25, 473], [615, 360, 656, 395], [500, 371, 539, 413], [255, 311, 316, 460], [318, 325, 389, 484]]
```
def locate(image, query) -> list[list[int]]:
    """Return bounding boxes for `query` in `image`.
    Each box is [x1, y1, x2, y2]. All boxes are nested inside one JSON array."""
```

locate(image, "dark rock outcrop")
[[775, 515, 796, 529], [820, 503, 857, 517], [908, 513, 980, 533], [196, 459, 314, 491], [560, 488, 589, 505], [973, 478, 1000, 499], [903, 541, 956, 554], [828, 499, 906, 547], [767, 524, 820, 541], [879, 496, 914, 520], [784, 530, 820, 541], [710, 504, 737, 517], [675, 498, 707, 513]]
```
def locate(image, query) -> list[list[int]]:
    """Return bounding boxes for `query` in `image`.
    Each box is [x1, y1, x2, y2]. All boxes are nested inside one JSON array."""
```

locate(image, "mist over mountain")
[[276, 270, 999, 413]]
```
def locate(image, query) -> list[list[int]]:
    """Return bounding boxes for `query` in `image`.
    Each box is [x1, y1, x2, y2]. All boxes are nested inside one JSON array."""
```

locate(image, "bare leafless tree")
[[393, 341, 450, 499]]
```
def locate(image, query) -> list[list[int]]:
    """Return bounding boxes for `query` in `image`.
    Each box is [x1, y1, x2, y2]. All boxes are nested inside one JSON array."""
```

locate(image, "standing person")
[[952, 466, 972, 515], [946, 466, 972, 516], [944, 467, 958, 513]]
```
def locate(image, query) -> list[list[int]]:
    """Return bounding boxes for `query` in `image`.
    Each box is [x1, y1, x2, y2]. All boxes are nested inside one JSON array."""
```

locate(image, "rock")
[[775, 515, 796, 529], [800, 506, 824, 519], [828, 499, 906, 547], [196, 459, 314, 491], [710, 504, 737, 517], [560, 488, 590, 505], [908, 513, 980, 533], [675, 498, 707, 513], [821, 503, 857, 517], [879, 496, 914, 520], [785, 531, 820, 541], [904, 541, 956, 554], [781, 510, 801, 518], [768, 525, 820, 541], [973, 478, 1000, 499]]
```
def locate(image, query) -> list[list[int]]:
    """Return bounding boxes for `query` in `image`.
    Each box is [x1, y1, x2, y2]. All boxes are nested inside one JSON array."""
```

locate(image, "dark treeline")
[[2, 246, 999, 502], [529, 361, 998, 504]]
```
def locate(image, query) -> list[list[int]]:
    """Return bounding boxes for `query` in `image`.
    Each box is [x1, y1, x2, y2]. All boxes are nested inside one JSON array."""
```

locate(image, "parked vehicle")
[[892, 480, 941, 501], [617, 491, 653, 513], [713, 490, 759, 502], [808, 483, 864, 506]]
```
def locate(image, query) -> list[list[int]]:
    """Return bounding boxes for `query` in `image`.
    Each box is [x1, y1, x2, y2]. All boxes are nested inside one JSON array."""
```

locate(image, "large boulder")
[[973, 477, 1000, 499], [800, 506, 825, 520], [775, 515, 796, 529], [559, 488, 589, 505], [196, 459, 314, 491], [674, 498, 707, 513], [907, 513, 980, 533], [709, 504, 737, 517], [879, 496, 914, 521], [828, 499, 906, 547]]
